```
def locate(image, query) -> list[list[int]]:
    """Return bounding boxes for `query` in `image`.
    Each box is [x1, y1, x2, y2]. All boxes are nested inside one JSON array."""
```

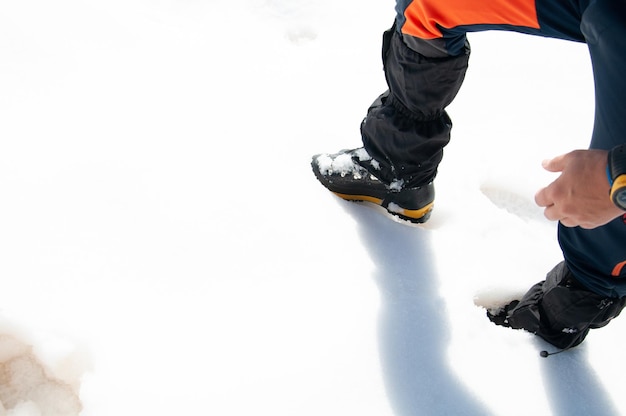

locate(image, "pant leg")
[[557, 0, 626, 298], [362, 0, 591, 187], [360, 27, 469, 187]]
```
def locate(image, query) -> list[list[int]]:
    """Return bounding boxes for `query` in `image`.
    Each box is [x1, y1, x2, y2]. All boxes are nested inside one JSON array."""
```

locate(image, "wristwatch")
[[608, 144, 626, 211]]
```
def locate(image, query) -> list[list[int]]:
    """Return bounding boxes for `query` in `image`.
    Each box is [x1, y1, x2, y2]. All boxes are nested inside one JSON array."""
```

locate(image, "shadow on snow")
[[343, 200, 621, 416], [345, 203, 490, 415], [537, 341, 621, 416]]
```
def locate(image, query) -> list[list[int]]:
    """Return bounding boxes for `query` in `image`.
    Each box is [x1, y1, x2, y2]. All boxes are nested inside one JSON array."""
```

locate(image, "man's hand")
[[535, 149, 624, 229]]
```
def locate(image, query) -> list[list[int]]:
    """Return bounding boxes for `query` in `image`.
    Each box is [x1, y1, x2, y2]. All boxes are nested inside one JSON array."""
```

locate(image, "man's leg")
[[311, 0, 592, 223], [557, 0, 626, 298], [359, 25, 469, 189], [310, 22, 469, 224], [489, 1, 626, 348]]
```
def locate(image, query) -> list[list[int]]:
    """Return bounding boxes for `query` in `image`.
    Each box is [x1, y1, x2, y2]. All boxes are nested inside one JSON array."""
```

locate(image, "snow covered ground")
[[1, 0, 626, 415]]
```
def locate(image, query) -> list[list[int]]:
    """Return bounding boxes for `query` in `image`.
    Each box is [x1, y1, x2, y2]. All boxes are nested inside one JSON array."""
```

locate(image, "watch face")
[[614, 188, 626, 210]]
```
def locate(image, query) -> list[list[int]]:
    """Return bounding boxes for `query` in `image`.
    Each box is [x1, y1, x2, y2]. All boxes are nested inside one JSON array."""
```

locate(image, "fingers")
[[539, 199, 583, 227], [541, 153, 567, 173], [559, 217, 577, 227], [534, 150, 617, 229], [537, 190, 609, 229], [541, 199, 560, 221], [535, 178, 573, 225], [534, 187, 550, 208], [535, 153, 568, 220], [535, 153, 568, 207]]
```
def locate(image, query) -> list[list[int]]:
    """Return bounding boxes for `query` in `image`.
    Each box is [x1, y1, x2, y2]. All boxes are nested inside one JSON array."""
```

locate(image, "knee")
[[581, 0, 626, 45]]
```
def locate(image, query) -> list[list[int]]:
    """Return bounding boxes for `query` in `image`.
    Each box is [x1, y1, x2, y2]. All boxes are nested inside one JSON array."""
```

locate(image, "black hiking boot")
[[311, 148, 434, 224], [486, 300, 520, 328]]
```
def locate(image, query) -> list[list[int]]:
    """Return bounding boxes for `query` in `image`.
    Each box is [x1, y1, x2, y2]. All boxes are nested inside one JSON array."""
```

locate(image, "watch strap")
[[608, 144, 626, 181], [610, 175, 626, 210]]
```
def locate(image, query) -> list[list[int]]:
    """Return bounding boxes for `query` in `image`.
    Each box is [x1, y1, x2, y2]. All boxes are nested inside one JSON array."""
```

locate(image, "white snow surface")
[[1, 0, 625, 415]]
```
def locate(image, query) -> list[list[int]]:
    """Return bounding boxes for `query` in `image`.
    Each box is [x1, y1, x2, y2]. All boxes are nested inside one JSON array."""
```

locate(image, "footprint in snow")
[[480, 185, 547, 223]]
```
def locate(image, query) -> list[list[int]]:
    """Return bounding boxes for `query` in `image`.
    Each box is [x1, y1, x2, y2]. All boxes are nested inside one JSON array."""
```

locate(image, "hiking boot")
[[486, 300, 520, 328], [311, 148, 434, 224]]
